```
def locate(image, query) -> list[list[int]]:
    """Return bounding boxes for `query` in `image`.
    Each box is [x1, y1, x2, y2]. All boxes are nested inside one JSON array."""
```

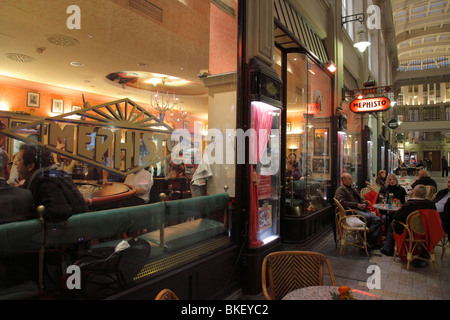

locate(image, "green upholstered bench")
[[139, 218, 225, 252], [0, 191, 229, 296], [0, 193, 229, 256], [138, 193, 229, 252], [0, 219, 43, 255], [0, 202, 166, 256]]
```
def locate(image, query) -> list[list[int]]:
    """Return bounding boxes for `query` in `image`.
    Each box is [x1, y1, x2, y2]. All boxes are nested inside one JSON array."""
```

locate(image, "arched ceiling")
[[391, 0, 450, 72]]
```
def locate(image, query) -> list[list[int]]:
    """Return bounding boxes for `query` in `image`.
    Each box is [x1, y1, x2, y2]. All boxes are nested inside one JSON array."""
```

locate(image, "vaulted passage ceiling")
[[391, 0, 450, 72]]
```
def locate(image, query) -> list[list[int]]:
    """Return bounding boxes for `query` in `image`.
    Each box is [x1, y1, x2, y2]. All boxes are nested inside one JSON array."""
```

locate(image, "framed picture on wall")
[[0, 117, 9, 152], [312, 158, 329, 173], [52, 99, 64, 113], [71, 105, 82, 119], [183, 121, 189, 130], [27, 92, 40, 107], [286, 122, 291, 132], [314, 128, 328, 156]]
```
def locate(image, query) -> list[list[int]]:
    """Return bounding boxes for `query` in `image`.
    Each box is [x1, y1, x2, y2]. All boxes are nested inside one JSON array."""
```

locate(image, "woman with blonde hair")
[[377, 173, 407, 204]]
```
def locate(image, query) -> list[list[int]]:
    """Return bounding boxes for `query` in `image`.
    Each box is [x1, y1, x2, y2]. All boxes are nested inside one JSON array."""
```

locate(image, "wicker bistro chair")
[[261, 251, 336, 300], [155, 289, 179, 300], [425, 185, 436, 200], [360, 186, 373, 199], [439, 233, 448, 259], [393, 210, 438, 271], [334, 198, 370, 256]]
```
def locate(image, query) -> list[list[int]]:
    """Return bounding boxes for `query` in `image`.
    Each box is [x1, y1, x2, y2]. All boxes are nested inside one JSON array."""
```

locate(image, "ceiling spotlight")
[[70, 61, 84, 67], [324, 60, 336, 73]]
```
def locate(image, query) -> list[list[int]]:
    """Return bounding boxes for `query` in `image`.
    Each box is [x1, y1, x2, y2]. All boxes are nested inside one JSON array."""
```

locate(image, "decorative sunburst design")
[[53, 98, 173, 132], [46, 34, 79, 47], [1, 99, 175, 176], [5, 53, 35, 63]]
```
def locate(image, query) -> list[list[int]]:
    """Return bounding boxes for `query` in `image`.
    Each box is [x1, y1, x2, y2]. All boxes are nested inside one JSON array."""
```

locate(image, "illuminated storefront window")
[[0, 0, 238, 299]]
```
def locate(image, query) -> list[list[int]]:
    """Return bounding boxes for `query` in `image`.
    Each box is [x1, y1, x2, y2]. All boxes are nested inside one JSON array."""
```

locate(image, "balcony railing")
[[391, 103, 450, 122]]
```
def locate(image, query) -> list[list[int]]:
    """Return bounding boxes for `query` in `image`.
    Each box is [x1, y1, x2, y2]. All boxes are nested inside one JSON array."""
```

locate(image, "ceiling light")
[[354, 25, 371, 53], [341, 13, 371, 53], [70, 61, 84, 67], [150, 77, 186, 123]]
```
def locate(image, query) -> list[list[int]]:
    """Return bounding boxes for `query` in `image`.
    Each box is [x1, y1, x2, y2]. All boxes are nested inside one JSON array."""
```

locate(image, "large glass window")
[[0, 0, 238, 299], [275, 50, 332, 218]]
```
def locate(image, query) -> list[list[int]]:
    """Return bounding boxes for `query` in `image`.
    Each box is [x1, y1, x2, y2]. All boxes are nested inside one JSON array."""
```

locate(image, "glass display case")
[[249, 101, 281, 248]]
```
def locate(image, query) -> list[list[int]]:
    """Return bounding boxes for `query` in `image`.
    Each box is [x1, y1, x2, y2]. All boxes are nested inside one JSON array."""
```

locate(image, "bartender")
[[123, 165, 153, 205]]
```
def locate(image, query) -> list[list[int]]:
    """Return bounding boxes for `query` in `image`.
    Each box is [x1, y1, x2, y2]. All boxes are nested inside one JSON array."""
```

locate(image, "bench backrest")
[[0, 193, 229, 255]]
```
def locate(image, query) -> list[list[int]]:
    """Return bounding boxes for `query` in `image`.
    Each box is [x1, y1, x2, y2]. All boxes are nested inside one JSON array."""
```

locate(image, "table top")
[[373, 203, 402, 212], [282, 286, 382, 300], [76, 181, 136, 205]]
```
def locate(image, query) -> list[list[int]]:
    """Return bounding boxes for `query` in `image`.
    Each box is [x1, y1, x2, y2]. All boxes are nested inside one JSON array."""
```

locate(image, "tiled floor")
[[280, 171, 450, 300], [286, 229, 449, 300]]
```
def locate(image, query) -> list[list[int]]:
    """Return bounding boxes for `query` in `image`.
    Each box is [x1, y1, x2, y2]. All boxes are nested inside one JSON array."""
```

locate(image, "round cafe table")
[[373, 203, 402, 231], [75, 180, 136, 206], [282, 286, 382, 300], [372, 203, 401, 213]]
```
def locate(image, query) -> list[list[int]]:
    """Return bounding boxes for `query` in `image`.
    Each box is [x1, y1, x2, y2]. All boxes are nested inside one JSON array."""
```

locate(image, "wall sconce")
[[342, 13, 371, 53], [324, 60, 336, 73]]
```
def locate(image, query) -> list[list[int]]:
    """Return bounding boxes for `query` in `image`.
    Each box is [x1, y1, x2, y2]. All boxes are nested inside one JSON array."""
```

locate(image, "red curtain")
[[249, 102, 274, 248]]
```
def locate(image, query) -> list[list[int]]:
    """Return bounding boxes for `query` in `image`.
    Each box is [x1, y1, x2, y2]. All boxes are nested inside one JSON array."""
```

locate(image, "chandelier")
[[150, 77, 186, 123]]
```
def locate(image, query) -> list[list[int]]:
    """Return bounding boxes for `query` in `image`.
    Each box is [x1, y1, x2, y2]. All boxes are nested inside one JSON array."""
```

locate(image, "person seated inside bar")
[[335, 173, 383, 250], [0, 147, 34, 224], [286, 159, 302, 181], [380, 185, 437, 266], [16, 144, 88, 222], [123, 165, 153, 206]]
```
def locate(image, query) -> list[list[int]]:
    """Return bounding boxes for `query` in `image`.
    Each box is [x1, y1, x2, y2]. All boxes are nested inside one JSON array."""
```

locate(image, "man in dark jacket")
[[411, 169, 437, 190], [381, 185, 436, 262], [16, 144, 88, 222], [335, 173, 383, 249], [0, 148, 34, 224]]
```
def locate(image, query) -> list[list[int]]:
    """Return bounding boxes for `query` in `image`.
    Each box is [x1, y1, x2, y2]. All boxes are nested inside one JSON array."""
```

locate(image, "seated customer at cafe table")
[[335, 173, 383, 250], [16, 144, 88, 222], [380, 185, 437, 261], [375, 170, 386, 188], [434, 177, 450, 233], [0, 147, 34, 224], [377, 173, 407, 204], [411, 169, 437, 190]]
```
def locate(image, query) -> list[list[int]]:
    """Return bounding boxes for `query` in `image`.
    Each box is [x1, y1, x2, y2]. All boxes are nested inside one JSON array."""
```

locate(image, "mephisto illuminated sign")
[[349, 96, 390, 113], [1, 98, 174, 176]]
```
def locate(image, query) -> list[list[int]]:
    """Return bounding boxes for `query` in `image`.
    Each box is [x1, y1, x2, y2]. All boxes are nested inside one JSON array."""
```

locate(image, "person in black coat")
[[442, 156, 449, 177], [16, 145, 88, 222], [377, 173, 407, 204], [411, 169, 437, 190], [0, 148, 34, 224], [381, 185, 436, 257]]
